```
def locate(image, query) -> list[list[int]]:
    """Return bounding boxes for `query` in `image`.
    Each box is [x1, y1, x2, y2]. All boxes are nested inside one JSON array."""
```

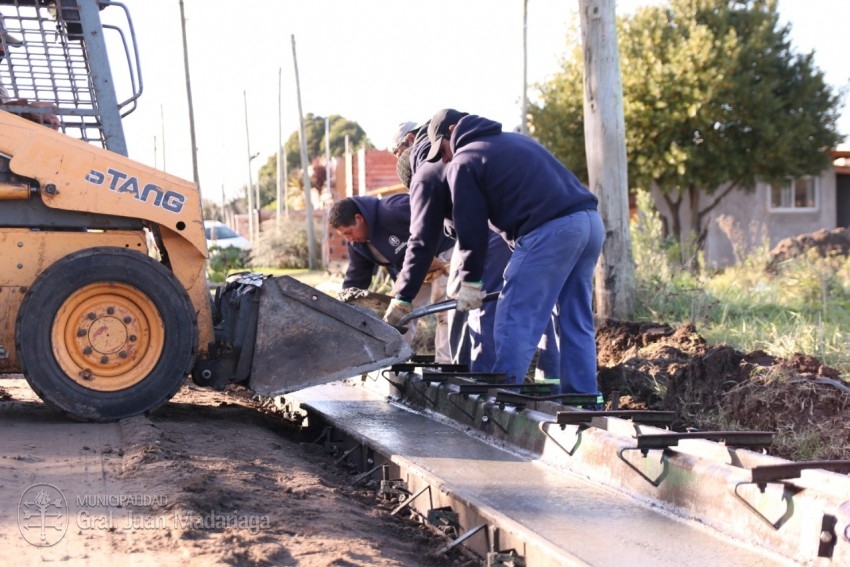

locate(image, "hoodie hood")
[[452, 115, 503, 153], [409, 125, 431, 176], [352, 195, 380, 233]]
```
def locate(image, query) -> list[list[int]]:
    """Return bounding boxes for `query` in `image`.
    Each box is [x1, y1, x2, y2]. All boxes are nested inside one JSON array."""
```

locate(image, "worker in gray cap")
[[386, 120, 453, 362], [389, 121, 419, 157]]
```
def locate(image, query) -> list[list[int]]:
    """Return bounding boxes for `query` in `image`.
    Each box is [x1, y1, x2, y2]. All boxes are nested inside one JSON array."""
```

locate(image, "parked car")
[[204, 220, 252, 252]]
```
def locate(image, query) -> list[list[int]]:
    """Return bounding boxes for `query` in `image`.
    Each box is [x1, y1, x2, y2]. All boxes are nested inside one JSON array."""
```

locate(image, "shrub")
[[250, 221, 322, 269], [207, 247, 250, 282]]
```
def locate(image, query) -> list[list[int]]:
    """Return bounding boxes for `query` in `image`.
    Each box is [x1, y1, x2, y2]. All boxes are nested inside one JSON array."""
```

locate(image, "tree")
[[282, 113, 370, 172], [244, 113, 369, 211], [531, 0, 844, 260], [255, 153, 280, 209]]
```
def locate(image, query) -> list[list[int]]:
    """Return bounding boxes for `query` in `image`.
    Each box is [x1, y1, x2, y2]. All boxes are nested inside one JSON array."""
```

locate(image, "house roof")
[[832, 146, 850, 174]]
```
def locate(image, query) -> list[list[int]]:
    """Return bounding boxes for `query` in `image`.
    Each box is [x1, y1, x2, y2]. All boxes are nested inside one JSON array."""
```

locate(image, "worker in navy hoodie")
[[425, 109, 604, 396], [392, 136, 561, 381], [330, 194, 411, 289], [329, 194, 453, 357], [383, 124, 456, 322], [391, 136, 496, 371]]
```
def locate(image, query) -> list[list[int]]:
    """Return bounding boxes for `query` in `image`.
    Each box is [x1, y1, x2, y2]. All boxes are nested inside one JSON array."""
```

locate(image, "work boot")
[[583, 394, 606, 411], [534, 376, 560, 395]]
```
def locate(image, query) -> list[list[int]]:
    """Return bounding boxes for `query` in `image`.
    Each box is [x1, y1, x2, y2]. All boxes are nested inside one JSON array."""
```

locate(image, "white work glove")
[[455, 281, 485, 312], [383, 298, 413, 325]]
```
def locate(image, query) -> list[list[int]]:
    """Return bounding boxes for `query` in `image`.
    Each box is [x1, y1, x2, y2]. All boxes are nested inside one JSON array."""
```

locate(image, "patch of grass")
[[771, 426, 828, 461], [629, 190, 850, 461], [631, 190, 850, 375]]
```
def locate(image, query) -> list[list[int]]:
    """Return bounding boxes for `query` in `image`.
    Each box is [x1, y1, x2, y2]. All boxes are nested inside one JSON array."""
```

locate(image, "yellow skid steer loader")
[[0, 0, 410, 421]]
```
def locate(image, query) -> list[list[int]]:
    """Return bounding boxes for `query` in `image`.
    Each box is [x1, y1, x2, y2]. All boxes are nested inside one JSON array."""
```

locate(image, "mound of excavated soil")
[[595, 320, 850, 460], [767, 227, 850, 271]]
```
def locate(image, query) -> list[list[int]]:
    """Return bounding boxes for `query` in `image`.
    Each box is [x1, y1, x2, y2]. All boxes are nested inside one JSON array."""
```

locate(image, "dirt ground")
[[638, 228, 850, 460], [0, 378, 469, 566], [765, 226, 850, 271], [2, 324, 847, 564], [5, 325, 846, 566], [596, 224, 850, 462], [595, 320, 850, 460]]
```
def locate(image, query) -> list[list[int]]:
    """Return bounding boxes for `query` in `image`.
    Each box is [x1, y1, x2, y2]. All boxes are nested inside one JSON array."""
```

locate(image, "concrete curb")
[[359, 370, 850, 565]]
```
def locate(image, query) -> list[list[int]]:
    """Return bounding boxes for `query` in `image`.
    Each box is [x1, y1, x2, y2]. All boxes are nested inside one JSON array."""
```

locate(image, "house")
[[652, 147, 850, 268]]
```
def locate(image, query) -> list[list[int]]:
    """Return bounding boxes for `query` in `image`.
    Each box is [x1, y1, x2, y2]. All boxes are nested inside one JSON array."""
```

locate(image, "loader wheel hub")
[[52, 283, 165, 392], [88, 316, 128, 353]]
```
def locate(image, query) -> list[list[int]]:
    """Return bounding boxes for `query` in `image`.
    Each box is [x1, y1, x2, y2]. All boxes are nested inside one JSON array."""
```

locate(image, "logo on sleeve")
[[389, 235, 406, 254]]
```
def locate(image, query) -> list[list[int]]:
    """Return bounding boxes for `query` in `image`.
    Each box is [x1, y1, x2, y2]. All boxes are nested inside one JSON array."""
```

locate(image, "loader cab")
[[0, 0, 141, 153]]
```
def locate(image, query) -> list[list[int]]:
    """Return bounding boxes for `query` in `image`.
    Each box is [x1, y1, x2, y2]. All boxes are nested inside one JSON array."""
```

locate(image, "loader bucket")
[[212, 274, 412, 397]]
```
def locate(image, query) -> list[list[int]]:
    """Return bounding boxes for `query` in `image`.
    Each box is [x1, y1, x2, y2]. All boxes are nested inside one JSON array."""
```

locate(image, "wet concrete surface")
[[292, 382, 795, 566]]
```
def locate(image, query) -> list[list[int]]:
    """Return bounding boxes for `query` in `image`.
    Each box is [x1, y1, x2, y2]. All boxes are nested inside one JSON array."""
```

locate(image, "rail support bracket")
[[487, 548, 525, 567], [428, 506, 460, 538]]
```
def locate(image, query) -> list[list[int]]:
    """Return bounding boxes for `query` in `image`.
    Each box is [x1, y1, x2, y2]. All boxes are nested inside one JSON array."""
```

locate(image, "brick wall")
[[325, 205, 347, 268], [363, 149, 399, 191], [341, 148, 404, 197]]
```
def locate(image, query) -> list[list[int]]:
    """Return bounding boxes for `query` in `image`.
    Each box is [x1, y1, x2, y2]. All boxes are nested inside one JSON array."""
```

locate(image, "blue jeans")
[[449, 231, 512, 370], [467, 233, 511, 372], [470, 290, 561, 377], [491, 210, 604, 393]]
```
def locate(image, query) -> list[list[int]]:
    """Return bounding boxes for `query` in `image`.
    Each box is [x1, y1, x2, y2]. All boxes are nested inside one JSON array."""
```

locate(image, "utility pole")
[[277, 67, 283, 230], [220, 184, 225, 222], [243, 90, 256, 243], [520, 0, 529, 135], [255, 163, 261, 235], [178, 0, 200, 190], [284, 137, 289, 221], [324, 116, 331, 201], [291, 34, 317, 270], [579, 0, 635, 319]]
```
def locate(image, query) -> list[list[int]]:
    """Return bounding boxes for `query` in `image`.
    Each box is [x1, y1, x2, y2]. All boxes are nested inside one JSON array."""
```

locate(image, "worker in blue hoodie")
[[391, 133, 561, 381], [329, 194, 413, 289], [391, 135, 498, 371], [424, 109, 604, 396], [329, 194, 453, 358], [384, 124, 455, 326]]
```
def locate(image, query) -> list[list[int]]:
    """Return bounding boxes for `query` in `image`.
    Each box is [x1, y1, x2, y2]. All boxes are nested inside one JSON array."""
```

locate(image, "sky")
[[107, 0, 850, 204]]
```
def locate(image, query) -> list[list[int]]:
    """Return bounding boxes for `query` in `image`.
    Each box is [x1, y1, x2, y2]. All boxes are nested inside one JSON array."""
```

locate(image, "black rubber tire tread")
[[15, 247, 198, 422]]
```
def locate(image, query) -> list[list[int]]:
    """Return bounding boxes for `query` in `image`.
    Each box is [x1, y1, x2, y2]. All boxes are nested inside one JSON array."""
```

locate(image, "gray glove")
[[455, 281, 485, 312], [383, 298, 413, 325]]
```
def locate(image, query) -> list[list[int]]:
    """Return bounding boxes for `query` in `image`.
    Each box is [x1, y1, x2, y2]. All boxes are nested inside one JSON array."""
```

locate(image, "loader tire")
[[15, 247, 197, 421]]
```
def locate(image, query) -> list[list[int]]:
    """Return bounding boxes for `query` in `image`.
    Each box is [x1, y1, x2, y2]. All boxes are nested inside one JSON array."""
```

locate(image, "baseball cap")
[[389, 121, 419, 154], [425, 109, 467, 162]]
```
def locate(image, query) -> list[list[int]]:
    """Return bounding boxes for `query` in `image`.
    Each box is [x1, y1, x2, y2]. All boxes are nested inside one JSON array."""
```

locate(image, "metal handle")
[[396, 291, 500, 327]]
